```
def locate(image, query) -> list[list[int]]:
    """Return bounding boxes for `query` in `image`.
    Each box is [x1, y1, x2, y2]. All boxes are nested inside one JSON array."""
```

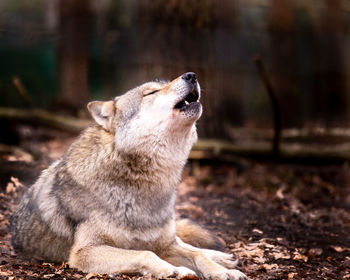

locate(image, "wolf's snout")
[[182, 72, 197, 84]]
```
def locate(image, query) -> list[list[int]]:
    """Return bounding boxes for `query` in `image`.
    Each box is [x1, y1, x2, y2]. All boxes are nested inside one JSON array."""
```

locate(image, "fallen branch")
[[0, 107, 89, 134], [254, 55, 281, 158], [0, 143, 34, 162], [191, 139, 350, 164], [2, 107, 350, 163]]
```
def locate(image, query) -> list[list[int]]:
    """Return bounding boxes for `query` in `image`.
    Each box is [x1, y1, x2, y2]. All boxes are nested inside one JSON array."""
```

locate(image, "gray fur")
[[10, 74, 247, 280]]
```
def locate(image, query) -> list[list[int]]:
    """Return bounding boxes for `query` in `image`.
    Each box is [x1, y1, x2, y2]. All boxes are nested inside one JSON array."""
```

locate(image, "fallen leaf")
[[330, 245, 350, 253], [41, 262, 54, 267], [73, 273, 85, 278], [308, 248, 323, 258], [181, 275, 200, 280], [272, 251, 291, 260], [43, 274, 55, 279], [252, 228, 263, 235], [0, 270, 13, 276], [276, 185, 286, 199], [11, 177, 24, 188], [261, 263, 278, 271], [231, 241, 267, 263], [5, 182, 15, 194], [86, 272, 98, 279], [293, 252, 308, 262]]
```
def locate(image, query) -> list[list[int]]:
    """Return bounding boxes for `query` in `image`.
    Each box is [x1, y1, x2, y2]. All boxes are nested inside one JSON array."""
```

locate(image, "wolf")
[[10, 72, 247, 280]]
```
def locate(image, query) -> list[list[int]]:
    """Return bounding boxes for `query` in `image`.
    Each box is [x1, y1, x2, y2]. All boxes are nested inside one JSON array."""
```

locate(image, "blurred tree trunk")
[[136, 0, 238, 139], [268, 0, 299, 127], [58, 0, 92, 112], [313, 0, 346, 125], [91, 0, 114, 98]]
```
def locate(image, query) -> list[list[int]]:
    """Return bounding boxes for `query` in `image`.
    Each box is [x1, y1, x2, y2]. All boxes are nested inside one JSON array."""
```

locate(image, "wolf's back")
[[10, 162, 73, 262], [10, 198, 72, 262]]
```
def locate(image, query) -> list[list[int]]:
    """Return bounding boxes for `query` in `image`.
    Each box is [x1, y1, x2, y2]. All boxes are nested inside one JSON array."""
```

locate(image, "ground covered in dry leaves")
[[0, 129, 350, 280]]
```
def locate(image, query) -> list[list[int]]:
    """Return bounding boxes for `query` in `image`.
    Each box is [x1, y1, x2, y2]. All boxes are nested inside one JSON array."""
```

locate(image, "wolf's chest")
[[102, 184, 176, 230], [99, 186, 177, 250]]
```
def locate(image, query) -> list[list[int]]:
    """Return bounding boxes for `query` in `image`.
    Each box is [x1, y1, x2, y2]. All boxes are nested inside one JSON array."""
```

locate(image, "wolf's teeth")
[[185, 100, 189, 105]]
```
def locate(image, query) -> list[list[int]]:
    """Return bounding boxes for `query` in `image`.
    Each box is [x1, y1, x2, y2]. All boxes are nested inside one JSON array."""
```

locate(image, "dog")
[[10, 72, 247, 280]]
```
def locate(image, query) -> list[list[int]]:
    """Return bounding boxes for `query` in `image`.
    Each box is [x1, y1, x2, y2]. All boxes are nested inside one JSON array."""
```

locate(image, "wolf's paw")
[[204, 250, 238, 269], [154, 265, 197, 279], [206, 269, 247, 280], [226, 269, 247, 280], [173, 266, 198, 279]]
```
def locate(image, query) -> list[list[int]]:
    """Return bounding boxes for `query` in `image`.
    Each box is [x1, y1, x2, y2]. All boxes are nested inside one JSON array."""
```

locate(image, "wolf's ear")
[[87, 100, 115, 130]]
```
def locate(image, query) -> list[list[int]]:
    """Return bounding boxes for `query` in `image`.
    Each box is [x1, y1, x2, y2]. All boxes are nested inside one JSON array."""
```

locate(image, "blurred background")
[[1, 3, 350, 279], [1, 0, 350, 160]]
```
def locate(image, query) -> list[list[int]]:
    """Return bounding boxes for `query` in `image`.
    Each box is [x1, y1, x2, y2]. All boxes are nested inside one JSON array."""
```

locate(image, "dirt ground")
[[0, 128, 350, 280]]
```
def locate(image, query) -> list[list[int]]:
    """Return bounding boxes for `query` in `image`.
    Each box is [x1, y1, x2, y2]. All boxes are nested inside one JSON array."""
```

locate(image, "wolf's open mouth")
[[174, 89, 200, 111]]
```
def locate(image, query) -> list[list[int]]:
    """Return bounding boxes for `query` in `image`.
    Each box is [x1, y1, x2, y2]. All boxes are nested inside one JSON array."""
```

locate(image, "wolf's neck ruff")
[[50, 73, 202, 238]]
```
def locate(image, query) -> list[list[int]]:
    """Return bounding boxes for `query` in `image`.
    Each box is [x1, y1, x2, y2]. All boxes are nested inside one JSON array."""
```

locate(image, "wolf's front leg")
[[69, 223, 197, 278], [69, 244, 196, 278], [162, 237, 247, 280]]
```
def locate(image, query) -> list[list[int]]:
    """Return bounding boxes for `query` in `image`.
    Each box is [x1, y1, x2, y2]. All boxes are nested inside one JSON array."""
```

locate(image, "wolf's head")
[[87, 72, 202, 155]]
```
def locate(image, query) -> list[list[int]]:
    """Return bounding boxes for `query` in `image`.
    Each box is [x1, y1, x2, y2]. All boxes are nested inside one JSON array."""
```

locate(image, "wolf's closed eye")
[[144, 89, 159, 97]]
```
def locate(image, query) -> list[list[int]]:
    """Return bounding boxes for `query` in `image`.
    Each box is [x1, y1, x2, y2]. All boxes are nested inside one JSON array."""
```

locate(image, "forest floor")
[[0, 128, 350, 280]]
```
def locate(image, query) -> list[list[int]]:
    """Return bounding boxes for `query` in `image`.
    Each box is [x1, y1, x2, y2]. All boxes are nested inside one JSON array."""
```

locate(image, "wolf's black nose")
[[182, 72, 197, 84]]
